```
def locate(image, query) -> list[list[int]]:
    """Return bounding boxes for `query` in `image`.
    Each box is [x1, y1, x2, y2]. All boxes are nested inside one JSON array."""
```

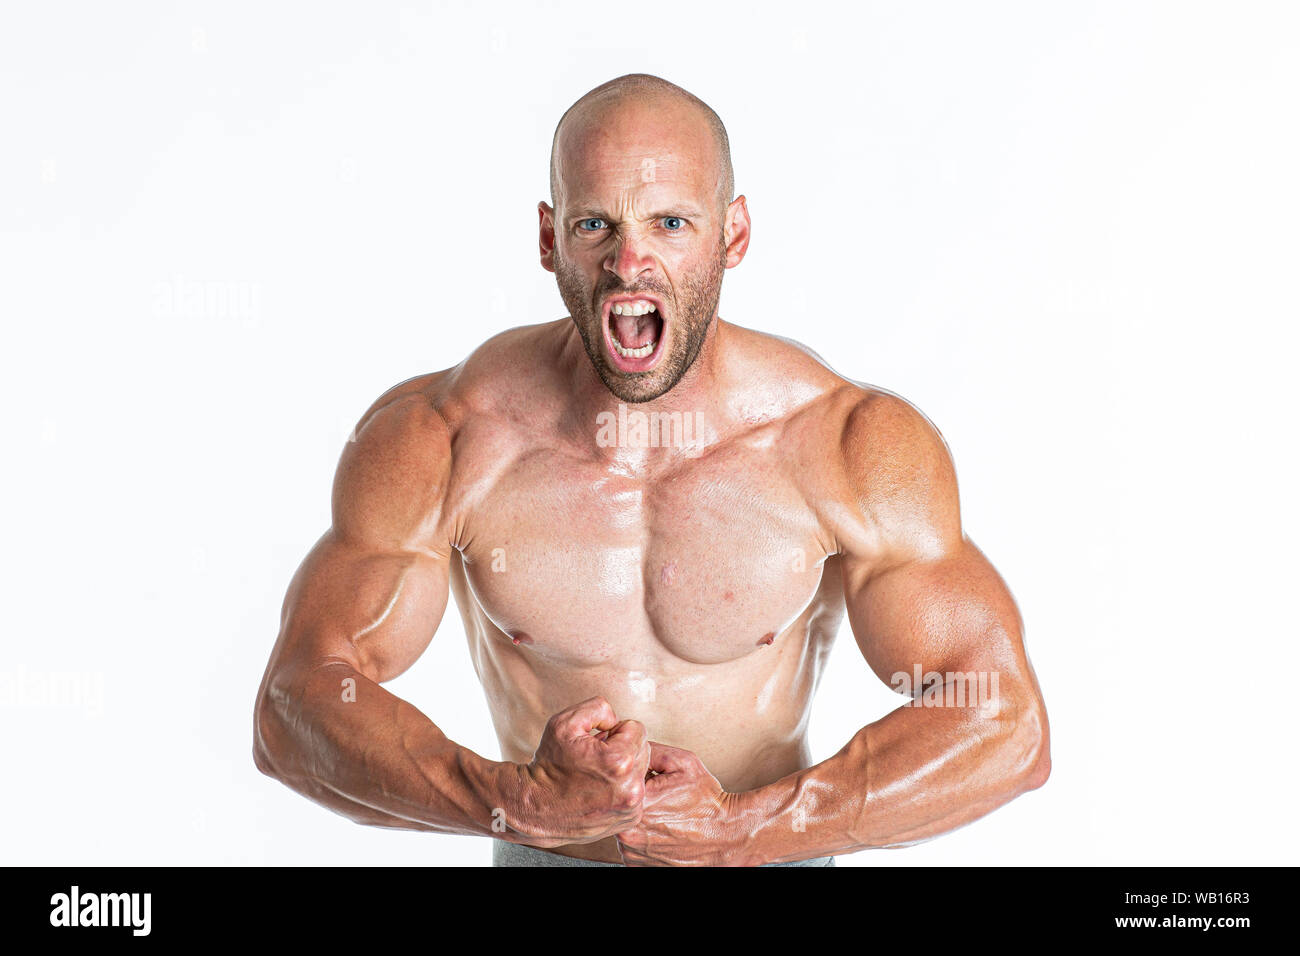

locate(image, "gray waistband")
[[492, 841, 835, 867]]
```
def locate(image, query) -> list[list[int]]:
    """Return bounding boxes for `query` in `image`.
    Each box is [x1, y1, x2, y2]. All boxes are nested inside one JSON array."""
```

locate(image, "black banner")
[[5, 865, 1283, 943]]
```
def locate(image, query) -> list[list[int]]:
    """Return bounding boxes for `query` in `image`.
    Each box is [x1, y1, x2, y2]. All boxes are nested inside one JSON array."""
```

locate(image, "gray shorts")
[[493, 841, 835, 867]]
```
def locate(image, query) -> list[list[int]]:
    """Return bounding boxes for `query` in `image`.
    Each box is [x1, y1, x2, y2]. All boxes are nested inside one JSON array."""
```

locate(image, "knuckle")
[[545, 711, 568, 734], [610, 752, 636, 775], [616, 780, 645, 810]]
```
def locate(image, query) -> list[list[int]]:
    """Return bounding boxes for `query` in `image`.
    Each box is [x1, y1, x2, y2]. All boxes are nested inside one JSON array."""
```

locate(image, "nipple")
[[758, 632, 775, 647], [509, 632, 534, 647]]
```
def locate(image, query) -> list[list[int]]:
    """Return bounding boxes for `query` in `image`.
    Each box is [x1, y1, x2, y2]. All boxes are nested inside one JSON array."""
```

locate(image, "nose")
[[603, 230, 655, 285]]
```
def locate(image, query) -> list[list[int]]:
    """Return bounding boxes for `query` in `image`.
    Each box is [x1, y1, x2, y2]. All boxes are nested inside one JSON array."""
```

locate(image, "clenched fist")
[[615, 742, 751, 866], [509, 696, 650, 846]]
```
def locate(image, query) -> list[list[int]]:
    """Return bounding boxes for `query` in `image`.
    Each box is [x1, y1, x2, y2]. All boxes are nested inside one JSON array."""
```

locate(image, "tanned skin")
[[253, 74, 1050, 865]]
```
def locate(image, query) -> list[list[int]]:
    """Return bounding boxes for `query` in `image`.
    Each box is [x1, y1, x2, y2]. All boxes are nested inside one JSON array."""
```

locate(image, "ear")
[[538, 201, 557, 273], [723, 195, 751, 269]]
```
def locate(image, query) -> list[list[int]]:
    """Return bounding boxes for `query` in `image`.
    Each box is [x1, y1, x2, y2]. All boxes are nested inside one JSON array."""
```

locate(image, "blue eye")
[[578, 218, 606, 231], [662, 217, 684, 230]]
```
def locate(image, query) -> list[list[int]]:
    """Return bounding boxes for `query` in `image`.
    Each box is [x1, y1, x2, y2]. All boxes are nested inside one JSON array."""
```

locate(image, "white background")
[[2, 1, 1296, 866]]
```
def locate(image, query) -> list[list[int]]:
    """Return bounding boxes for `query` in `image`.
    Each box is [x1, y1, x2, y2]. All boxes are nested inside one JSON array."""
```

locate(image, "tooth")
[[612, 337, 657, 358], [610, 300, 661, 316]]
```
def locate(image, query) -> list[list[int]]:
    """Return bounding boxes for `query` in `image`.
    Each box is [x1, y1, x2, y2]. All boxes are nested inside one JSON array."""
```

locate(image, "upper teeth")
[[611, 301, 657, 316]]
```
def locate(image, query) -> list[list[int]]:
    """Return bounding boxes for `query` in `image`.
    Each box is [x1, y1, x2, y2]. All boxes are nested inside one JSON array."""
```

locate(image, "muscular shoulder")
[[722, 320, 851, 401], [716, 323, 959, 561], [332, 382, 454, 554], [429, 320, 571, 429], [829, 385, 962, 566], [332, 322, 568, 551]]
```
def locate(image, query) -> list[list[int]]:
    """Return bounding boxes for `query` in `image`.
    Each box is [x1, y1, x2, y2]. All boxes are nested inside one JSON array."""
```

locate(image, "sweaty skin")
[[253, 74, 1050, 865]]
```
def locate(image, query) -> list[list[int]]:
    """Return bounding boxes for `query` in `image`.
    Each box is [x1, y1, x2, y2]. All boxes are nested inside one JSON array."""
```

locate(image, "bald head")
[[549, 73, 734, 213]]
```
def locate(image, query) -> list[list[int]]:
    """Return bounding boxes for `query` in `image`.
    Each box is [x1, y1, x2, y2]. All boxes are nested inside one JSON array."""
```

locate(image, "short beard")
[[554, 240, 726, 404]]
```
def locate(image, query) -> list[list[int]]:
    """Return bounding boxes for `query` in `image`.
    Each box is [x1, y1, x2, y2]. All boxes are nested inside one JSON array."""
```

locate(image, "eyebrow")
[[566, 206, 707, 220]]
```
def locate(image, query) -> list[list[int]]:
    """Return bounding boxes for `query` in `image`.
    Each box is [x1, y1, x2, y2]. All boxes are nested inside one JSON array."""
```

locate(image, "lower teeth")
[[613, 339, 656, 359]]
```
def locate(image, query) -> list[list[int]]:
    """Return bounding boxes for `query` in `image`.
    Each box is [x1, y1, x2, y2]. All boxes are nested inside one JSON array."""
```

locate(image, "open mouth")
[[602, 297, 667, 372]]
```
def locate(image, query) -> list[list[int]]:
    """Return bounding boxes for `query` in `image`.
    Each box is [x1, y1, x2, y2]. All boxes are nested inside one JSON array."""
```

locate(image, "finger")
[[602, 718, 647, 750], [614, 826, 643, 848], [618, 848, 653, 867], [607, 726, 652, 779], [646, 741, 696, 775], [558, 696, 618, 737], [615, 828, 650, 865], [615, 839, 644, 866]]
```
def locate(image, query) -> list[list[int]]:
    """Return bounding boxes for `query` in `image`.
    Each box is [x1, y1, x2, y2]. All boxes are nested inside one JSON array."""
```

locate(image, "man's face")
[[543, 100, 734, 404]]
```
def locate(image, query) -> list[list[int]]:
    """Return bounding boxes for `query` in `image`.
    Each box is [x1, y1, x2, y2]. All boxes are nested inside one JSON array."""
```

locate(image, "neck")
[[562, 315, 731, 466]]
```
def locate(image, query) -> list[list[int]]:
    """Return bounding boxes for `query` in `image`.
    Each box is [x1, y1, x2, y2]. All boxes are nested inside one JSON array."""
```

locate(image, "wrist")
[[723, 788, 772, 867], [487, 761, 566, 847], [452, 747, 515, 838]]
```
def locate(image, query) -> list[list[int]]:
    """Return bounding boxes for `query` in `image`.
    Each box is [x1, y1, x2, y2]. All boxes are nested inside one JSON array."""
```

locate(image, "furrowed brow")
[[651, 206, 706, 218], [564, 205, 706, 222]]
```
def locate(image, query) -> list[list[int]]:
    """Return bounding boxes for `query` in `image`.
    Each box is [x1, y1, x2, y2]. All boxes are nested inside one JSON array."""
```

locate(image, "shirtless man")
[[252, 73, 1050, 866]]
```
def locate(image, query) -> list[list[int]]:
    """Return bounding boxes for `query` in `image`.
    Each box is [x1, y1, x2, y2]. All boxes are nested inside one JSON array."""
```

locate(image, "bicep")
[[844, 537, 1028, 694], [274, 531, 450, 685], [269, 389, 455, 685], [836, 392, 1029, 692]]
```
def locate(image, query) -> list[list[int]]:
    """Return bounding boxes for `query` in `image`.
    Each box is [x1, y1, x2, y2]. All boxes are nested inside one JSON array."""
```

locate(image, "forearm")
[[734, 689, 1050, 863], [255, 660, 528, 840]]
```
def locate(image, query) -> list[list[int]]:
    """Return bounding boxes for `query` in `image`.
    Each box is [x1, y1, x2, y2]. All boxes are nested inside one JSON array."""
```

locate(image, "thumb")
[[646, 742, 696, 776], [562, 696, 618, 739]]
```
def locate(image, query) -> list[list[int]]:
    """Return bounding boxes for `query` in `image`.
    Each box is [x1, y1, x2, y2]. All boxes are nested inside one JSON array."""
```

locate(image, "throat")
[[611, 313, 662, 351]]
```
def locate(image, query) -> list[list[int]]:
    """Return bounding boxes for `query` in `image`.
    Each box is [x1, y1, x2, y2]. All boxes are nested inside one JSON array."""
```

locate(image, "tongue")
[[612, 313, 658, 349]]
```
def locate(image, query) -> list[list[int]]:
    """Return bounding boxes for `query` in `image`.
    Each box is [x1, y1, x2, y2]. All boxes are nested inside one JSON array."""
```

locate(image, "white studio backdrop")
[[1, 1, 1296, 866]]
